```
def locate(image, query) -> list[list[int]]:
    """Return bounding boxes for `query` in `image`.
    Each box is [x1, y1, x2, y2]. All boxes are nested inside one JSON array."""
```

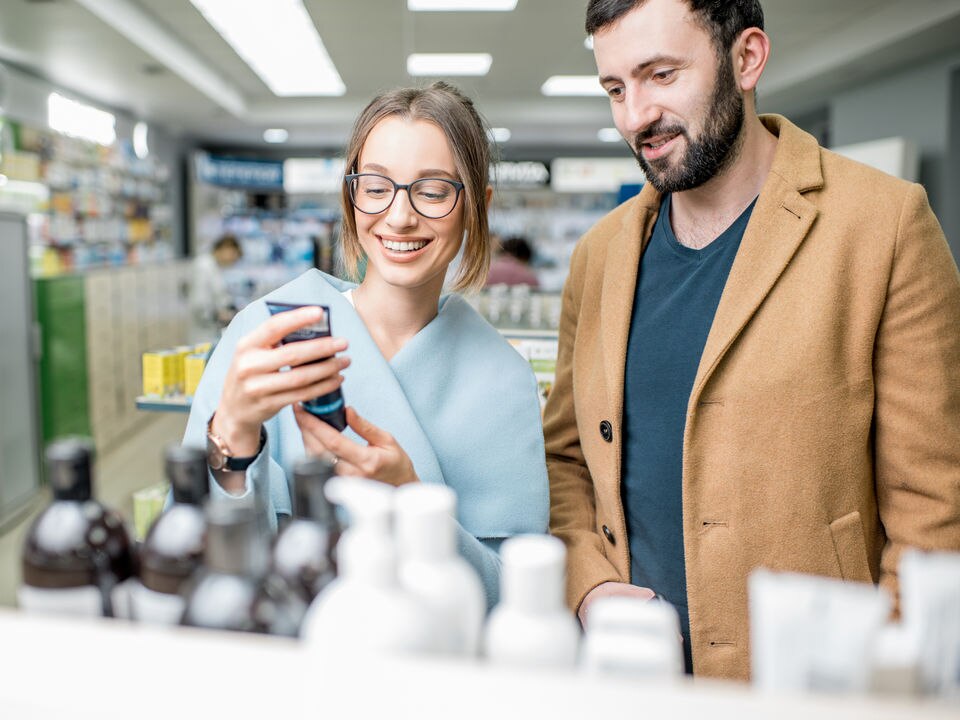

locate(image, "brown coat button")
[[599, 420, 613, 442], [602, 525, 616, 544]]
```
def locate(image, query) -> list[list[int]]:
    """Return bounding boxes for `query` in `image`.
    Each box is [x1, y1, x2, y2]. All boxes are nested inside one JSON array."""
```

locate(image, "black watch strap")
[[223, 426, 266, 471]]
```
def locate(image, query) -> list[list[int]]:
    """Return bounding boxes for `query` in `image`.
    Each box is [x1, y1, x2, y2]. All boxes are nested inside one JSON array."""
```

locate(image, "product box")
[[184, 353, 207, 398], [142, 351, 175, 397], [173, 345, 195, 394]]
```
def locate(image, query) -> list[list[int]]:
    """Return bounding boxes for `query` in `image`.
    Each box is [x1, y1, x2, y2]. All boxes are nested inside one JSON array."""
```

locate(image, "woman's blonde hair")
[[339, 81, 493, 292]]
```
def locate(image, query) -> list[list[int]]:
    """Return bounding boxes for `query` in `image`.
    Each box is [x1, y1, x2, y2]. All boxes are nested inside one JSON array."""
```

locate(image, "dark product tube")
[[266, 302, 347, 431]]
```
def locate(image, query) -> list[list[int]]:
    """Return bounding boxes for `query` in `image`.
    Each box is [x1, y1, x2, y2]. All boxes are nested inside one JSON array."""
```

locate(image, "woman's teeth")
[[382, 239, 428, 252]]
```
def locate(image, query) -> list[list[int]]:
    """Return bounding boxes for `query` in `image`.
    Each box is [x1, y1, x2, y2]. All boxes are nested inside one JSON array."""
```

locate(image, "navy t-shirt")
[[622, 193, 756, 672]]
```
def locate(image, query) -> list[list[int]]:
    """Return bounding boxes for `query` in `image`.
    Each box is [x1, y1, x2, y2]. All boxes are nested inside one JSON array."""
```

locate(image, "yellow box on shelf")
[[184, 353, 207, 398], [142, 350, 175, 397]]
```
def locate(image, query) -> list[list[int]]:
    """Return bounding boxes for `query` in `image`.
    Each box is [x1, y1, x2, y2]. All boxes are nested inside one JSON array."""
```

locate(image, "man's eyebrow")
[[599, 55, 685, 84]]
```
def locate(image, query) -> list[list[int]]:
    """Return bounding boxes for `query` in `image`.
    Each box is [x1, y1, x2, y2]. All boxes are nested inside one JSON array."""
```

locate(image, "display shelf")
[[0, 609, 955, 719], [135, 395, 191, 413]]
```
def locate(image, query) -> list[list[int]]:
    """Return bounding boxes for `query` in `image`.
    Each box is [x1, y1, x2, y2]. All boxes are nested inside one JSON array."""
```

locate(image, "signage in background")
[[195, 152, 284, 190], [491, 161, 550, 188], [550, 158, 646, 193], [283, 157, 346, 194]]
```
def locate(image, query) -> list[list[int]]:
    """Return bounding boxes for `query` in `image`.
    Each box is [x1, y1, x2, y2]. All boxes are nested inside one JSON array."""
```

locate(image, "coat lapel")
[[691, 115, 825, 400], [600, 191, 660, 418]]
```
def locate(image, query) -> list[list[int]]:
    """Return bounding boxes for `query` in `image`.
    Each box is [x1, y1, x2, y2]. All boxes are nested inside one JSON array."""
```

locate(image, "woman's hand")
[[212, 306, 351, 460], [295, 405, 419, 488]]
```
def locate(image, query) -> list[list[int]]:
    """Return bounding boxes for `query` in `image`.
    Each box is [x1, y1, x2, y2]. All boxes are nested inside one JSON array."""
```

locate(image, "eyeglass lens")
[[350, 174, 459, 219]]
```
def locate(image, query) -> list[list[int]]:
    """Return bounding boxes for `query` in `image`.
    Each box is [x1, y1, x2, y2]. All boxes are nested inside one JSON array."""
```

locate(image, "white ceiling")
[[1, 0, 959, 151]]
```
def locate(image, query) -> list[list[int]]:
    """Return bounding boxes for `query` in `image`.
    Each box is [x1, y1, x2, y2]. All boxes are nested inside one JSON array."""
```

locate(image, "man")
[[543, 0, 960, 681]]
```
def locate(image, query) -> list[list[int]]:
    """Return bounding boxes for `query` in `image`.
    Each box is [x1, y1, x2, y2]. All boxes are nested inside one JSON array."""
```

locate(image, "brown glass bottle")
[[19, 438, 134, 617], [132, 444, 209, 624], [251, 456, 341, 636], [180, 496, 269, 632]]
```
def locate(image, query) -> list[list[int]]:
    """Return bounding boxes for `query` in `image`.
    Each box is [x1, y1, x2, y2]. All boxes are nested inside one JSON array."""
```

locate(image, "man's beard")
[[631, 54, 745, 194]]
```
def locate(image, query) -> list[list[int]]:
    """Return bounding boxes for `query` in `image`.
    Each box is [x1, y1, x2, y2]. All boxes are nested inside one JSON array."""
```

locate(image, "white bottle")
[[394, 483, 485, 656], [581, 596, 684, 679], [483, 534, 580, 668], [300, 477, 438, 655]]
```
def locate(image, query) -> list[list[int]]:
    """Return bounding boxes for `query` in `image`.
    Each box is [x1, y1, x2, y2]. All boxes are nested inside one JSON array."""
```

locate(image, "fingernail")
[[332, 337, 347, 351]]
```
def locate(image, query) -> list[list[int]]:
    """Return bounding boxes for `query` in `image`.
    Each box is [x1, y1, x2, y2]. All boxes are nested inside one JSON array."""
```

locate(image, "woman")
[[183, 82, 548, 608]]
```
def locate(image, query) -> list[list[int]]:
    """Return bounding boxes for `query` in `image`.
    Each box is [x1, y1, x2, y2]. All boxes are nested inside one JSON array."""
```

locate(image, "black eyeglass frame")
[[344, 172, 465, 220]]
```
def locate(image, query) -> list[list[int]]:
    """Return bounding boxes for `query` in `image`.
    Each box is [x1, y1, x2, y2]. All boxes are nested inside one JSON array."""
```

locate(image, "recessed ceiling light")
[[407, 53, 493, 76], [584, 36, 594, 50], [47, 92, 116, 146], [263, 128, 289, 144], [541, 76, 606, 97], [190, 0, 345, 96], [489, 127, 511, 143], [597, 127, 622, 143], [408, 0, 518, 10]]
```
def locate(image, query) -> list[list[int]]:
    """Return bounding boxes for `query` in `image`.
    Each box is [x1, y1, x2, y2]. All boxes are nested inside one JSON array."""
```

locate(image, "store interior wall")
[[0, 60, 192, 257], [826, 49, 960, 257]]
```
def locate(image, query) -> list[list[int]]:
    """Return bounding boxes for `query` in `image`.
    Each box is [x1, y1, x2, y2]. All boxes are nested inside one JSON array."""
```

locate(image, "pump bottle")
[[19, 438, 134, 618], [483, 534, 580, 667], [300, 476, 437, 654], [131, 444, 209, 624], [394, 483, 485, 656]]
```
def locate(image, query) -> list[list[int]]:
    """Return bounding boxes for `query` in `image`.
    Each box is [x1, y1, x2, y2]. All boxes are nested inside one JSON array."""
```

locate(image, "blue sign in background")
[[195, 152, 284, 189]]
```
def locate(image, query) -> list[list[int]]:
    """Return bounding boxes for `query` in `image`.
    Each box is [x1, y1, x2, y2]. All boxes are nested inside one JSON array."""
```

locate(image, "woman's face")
[[353, 116, 466, 295]]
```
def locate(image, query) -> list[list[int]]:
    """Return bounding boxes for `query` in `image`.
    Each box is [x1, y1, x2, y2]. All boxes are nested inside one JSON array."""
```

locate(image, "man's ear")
[[734, 27, 771, 93]]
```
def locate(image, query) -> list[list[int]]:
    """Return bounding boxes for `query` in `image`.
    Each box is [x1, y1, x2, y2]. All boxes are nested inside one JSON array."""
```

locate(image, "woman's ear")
[[485, 184, 493, 210]]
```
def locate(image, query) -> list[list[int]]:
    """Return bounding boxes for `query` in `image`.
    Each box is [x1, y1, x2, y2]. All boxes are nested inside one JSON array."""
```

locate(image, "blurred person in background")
[[183, 82, 548, 608], [189, 233, 242, 343], [486, 235, 541, 288], [545, 0, 960, 680]]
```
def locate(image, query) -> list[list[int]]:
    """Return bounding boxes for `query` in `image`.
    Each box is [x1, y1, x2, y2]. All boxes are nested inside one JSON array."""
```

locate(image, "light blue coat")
[[183, 270, 549, 608]]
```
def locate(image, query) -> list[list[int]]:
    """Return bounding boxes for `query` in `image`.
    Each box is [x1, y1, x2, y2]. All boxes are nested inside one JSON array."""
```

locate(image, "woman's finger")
[[295, 405, 369, 467], [345, 407, 394, 447], [238, 305, 327, 350], [246, 355, 348, 396]]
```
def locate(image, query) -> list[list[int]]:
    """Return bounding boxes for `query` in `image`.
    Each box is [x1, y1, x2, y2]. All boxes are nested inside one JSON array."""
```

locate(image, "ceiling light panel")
[[407, 53, 493, 76], [47, 93, 116, 146], [190, 0, 345, 96], [541, 75, 606, 97], [408, 0, 518, 10]]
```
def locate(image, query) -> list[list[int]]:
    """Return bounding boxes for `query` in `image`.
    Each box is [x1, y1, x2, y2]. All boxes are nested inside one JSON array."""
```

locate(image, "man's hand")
[[578, 581, 655, 628]]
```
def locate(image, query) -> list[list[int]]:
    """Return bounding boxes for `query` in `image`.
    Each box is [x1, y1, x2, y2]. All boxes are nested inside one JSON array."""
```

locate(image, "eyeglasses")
[[344, 173, 464, 219]]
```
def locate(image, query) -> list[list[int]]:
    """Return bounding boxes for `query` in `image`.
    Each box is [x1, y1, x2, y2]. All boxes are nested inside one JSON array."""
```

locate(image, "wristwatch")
[[206, 414, 265, 472]]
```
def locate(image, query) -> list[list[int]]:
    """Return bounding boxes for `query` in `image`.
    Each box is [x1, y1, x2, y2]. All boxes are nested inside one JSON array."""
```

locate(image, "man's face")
[[594, 0, 745, 193]]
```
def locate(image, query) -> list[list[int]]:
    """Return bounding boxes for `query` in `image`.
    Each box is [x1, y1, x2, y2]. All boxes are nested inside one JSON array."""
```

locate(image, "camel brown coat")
[[543, 115, 960, 681]]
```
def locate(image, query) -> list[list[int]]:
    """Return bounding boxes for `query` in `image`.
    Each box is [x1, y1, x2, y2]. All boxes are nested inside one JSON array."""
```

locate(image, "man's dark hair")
[[500, 236, 533, 263], [585, 0, 764, 57]]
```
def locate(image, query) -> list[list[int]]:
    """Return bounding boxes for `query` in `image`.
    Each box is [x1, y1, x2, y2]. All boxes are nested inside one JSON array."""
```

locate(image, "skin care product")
[[484, 534, 580, 668], [19, 439, 134, 618], [265, 301, 346, 430], [395, 483, 485, 656], [300, 476, 438, 654], [581, 596, 684, 679], [131, 444, 209, 624], [899, 550, 960, 696], [253, 455, 341, 637], [180, 496, 270, 633], [749, 569, 891, 694]]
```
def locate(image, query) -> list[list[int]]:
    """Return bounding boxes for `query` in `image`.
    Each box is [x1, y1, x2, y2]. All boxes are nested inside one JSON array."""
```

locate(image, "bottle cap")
[[394, 483, 457, 561], [500, 534, 567, 613], [45, 438, 94, 501], [165, 444, 210, 505], [204, 497, 268, 577], [292, 455, 337, 523]]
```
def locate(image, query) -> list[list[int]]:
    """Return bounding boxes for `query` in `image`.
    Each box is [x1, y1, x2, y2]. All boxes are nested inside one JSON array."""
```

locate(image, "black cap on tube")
[[292, 455, 337, 523], [46, 438, 94, 501], [165, 444, 210, 506]]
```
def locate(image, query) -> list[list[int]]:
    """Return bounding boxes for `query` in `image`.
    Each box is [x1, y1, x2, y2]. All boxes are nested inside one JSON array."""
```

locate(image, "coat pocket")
[[828, 511, 872, 583]]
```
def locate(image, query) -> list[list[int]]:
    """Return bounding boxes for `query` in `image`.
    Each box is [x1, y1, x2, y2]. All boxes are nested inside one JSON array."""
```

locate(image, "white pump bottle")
[[483, 534, 580, 668], [394, 483, 485, 656], [299, 477, 438, 655]]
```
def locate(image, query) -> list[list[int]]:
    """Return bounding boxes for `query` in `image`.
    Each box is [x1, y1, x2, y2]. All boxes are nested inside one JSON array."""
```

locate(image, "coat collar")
[[597, 114, 825, 411]]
